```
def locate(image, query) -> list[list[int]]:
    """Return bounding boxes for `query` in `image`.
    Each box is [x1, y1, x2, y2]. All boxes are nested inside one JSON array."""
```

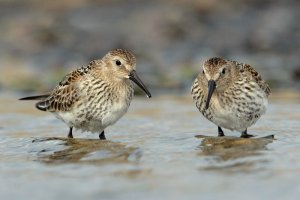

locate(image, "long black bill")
[[205, 80, 216, 109], [129, 70, 152, 98]]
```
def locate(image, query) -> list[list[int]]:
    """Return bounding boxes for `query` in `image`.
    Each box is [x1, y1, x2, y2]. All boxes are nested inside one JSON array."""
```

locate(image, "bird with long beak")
[[20, 49, 151, 140], [191, 57, 270, 138]]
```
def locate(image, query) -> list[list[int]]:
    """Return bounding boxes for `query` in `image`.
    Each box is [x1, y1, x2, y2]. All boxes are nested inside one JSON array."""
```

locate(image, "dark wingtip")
[[19, 95, 50, 100], [19, 96, 35, 100], [19, 95, 49, 111]]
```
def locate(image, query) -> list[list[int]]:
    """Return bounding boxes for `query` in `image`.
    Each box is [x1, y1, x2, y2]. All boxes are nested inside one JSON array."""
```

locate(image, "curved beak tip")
[[205, 103, 209, 110], [129, 70, 152, 98]]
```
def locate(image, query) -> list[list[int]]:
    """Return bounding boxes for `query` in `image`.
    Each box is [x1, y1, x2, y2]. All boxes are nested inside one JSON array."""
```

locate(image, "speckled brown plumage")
[[20, 49, 151, 140], [191, 57, 270, 138]]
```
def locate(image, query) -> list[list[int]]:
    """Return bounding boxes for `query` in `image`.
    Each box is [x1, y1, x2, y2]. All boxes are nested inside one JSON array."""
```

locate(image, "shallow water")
[[1, 93, 300, 200]]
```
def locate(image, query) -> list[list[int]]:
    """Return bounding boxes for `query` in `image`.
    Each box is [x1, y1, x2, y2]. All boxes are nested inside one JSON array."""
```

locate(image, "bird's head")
[[200, 57, 235, 109], [102, 49, 151, 98]]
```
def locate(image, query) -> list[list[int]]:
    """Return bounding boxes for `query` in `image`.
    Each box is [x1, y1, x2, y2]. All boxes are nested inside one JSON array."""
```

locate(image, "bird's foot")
[[218, 126, 225, 137], [99, 131, 106, 140], [240, 133, 255, 138], [67, 127, 73, 138], [240, 129, 255, 138]]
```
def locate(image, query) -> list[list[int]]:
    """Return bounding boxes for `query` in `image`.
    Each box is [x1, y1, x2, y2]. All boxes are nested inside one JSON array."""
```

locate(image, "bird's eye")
[[115, 60, 122, 66], [202, 70, 205, 75], [221, 68, 226, 74]]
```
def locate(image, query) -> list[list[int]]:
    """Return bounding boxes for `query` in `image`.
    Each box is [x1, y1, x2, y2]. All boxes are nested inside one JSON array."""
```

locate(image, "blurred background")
[[1, 0, 300, 95], [1, 1, 300, 200]]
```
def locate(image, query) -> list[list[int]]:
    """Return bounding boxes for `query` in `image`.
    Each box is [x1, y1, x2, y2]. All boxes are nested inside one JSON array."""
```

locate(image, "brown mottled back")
[[229, 60, 271, 97], [59, 60, 99, 87]]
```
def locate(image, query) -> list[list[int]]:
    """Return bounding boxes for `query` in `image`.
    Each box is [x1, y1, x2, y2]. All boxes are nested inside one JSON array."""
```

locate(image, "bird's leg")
[[218, 126, 225, 137], [240, 129, 254, 138], [99, 131, 106, 140], [68, 127, 73, 138]]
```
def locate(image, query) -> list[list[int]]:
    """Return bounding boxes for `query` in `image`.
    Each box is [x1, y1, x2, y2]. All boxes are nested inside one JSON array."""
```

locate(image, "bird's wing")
[[37, 61, 98, 112], [236, 62, 271, 97], [36, 74, 81, 112]]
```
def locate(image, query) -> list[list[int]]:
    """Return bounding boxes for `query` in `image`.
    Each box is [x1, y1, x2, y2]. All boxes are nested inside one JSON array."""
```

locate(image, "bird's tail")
[[19, 94, 50, 111]]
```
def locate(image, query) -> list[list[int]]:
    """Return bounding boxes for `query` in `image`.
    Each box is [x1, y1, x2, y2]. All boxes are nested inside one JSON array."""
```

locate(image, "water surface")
[[0, 94, 300, 200]]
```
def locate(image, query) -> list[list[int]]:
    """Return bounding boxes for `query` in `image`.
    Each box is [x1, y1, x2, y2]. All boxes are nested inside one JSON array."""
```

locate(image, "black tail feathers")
[[19, 94, 49, 100], [19, 94, 50, 111]]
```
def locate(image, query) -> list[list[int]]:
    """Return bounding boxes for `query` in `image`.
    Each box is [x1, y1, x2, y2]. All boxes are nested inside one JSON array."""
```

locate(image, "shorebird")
[[20, 49, 151, 140], [191, 57, 270, 138]]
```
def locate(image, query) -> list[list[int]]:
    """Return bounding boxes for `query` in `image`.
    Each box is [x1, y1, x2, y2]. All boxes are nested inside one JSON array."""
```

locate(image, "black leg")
[[218, 126, 225, 137], [240, 129, 254, 138], [68, 127, 73, 138], [99, 131, 106, 140]]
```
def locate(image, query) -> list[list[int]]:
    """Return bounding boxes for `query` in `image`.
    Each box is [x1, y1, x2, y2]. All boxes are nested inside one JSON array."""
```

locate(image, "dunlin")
[[191, 57, 270, 138], [20, 49, 151, 140]]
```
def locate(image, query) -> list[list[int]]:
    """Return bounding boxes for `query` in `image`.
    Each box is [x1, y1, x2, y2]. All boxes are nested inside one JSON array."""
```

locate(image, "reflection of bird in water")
[[33, 137, 139, 164], [20, 49, 151, 140], [196, 135, 274, 161], [191, 57, 270, 138]]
